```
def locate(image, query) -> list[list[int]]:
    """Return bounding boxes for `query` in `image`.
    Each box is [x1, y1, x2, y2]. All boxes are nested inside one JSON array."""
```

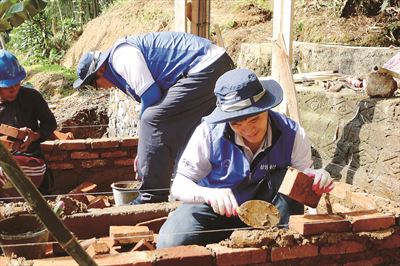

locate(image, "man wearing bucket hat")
[[73, 32, 234, 204], [157, 68, 334, 248], [0, 50, 57, 197]]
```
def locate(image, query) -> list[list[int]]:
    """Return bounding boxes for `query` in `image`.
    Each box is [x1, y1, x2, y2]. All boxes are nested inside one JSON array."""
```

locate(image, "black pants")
[[136, 53, 235, 203]]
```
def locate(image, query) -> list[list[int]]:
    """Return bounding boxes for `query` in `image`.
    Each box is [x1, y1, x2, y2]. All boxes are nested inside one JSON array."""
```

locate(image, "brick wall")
[[40, 137, 138, 194]]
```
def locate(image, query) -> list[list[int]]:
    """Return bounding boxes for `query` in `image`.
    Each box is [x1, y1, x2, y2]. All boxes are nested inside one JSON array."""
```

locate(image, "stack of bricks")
[[0, 124, 26, 151], [40, 137, 138, 194], [25, 184, 400, 265]]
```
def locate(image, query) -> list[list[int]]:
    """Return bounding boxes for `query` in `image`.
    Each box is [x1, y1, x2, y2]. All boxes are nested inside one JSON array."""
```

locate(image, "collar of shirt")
[[234, 119, 272, 162]]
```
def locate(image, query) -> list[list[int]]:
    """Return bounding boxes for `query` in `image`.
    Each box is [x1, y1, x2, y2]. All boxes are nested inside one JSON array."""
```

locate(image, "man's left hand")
[[303, 168, 334, 195], [19, 127, 40, 152]]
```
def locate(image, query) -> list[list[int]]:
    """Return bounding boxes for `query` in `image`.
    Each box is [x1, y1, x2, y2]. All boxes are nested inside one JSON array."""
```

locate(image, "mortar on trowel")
[[237, 168, 329, 228], [237, 200, 281, 228]]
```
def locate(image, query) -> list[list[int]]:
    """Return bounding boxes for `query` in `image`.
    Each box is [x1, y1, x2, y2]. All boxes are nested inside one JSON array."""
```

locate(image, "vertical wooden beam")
[[272, 0, 294, 66], [190, 0, 210, 39], [271, 0, 297, 121], [175, 0, 187, 32]]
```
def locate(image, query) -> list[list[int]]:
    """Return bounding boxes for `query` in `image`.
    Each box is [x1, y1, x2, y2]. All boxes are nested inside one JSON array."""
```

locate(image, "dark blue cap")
[[206, 69, 283, 124], [73, 49, 111, 89]]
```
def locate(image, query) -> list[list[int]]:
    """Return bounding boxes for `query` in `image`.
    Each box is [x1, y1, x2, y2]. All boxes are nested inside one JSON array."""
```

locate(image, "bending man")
[[74, 32, 234, 204]]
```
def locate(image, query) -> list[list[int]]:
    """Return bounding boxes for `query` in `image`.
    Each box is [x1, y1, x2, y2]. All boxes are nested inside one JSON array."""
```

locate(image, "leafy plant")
[[8, 0, 116, 64]]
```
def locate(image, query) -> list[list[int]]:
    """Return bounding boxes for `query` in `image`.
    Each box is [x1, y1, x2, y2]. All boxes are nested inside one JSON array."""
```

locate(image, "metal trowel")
[[237, 200, 280, 228]]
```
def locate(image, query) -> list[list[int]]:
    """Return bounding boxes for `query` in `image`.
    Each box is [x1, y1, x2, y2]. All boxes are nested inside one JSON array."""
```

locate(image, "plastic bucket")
[[111, 181, 140, 206], [0, 214, 49, 259]]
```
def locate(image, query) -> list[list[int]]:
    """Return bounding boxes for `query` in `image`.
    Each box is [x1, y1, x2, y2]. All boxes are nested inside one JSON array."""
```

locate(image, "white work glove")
[[200, 187, 238, 217], [170, 174, 238, 217], [303, 168, 334, 195]]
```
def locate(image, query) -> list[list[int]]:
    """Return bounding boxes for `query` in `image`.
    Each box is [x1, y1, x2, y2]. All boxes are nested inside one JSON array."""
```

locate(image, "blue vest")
[[105, 32, 211, 102], [199, 111, 298, 205]]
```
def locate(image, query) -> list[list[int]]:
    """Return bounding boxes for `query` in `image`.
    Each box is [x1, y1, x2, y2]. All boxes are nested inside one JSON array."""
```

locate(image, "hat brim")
[[73, 48, 112, 89], [205, 78, 283, 124]]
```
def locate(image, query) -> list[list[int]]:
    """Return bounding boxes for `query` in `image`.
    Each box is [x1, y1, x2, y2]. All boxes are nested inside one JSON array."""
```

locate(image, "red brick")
[[289, 214, 351, 235], [0, 124, 27, 140], [59, 140, 87, 150], [320, 240, 366, 255], [70, 181, 97, 194], [271, 244, 318, 261], [87, 197, 110, 209], [68, 181, 98, 204], [278, 168, 321, 207], [101, 150, 128, 158], [48, 162, 75, 170], [52, 130, 74, 140], [0, 137, 21, 151], [136, 217, 168, 234], [86, 241, 110, 257], [96, 252, 152, 266], [387, 207, 400, 225], [110, 225, 154, 245], [372, 232, 400, 250], [132, 239, 155, 252], [90, 138, 120, 149], [207, 243, 268, 265], [344, 210, 395, 233], [114, 158, 135, 166], [81, 159, 107, 168], [120, 137, 139, 147], [71, 151, 100, 159], [44, 152, 69, 162], [152, 245, 213, 266], [40, 141, 56, 151], [344, 257, 384, 266]]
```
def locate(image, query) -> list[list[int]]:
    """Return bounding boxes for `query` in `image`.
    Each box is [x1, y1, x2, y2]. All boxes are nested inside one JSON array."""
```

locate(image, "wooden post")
[[190, 0, 210, 39], [271, 0, 297, 120], [174, 0, 187, 32], [0, 143, 98, 266]]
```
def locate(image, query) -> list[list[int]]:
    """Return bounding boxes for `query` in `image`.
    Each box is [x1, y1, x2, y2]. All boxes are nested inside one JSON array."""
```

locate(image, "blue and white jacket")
[[199, 111, 298, 205], [104, 32, 211, 102]]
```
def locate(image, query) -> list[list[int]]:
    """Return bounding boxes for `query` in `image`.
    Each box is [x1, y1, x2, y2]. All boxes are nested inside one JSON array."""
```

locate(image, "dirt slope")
[[63, 0, 398, 69]]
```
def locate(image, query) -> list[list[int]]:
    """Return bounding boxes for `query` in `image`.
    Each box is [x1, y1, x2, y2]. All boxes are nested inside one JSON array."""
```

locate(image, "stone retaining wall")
[[237, 41, 400, 76], [298, 86, 400, 202]]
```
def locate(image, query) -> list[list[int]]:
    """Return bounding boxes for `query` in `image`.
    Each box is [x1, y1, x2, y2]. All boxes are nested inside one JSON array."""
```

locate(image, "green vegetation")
[[27, 64, 76, 81], [7, 0, 117, 65]]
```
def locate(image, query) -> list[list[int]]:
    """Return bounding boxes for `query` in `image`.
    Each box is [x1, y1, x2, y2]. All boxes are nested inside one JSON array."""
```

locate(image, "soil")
[[61, 0, 400, 69]]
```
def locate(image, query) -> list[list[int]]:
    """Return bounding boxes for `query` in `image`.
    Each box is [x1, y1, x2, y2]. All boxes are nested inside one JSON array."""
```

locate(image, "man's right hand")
[[202, 187, 238, 217]]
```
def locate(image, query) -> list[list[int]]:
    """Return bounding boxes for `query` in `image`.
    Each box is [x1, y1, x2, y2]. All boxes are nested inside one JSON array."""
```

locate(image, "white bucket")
[[111, 181, 140, 206]]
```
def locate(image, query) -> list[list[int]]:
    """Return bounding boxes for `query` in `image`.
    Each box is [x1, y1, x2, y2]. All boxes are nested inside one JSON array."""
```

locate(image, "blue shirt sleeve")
[[140, 82, 162, 116]]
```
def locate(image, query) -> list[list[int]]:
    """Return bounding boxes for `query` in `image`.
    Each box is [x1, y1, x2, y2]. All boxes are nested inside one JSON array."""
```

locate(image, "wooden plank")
[[272, 0, 294, 115], [293, 72, 344, 83], [213, 24, 225, 48], [174, 0, 187, 32], [272, 33, 301, 123]]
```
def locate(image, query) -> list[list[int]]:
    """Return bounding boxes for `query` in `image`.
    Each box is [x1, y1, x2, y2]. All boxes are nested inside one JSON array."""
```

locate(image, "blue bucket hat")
[[0, 50, 26, 88], [206, 69, 283, 124], [73, 49, 111, 89]]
